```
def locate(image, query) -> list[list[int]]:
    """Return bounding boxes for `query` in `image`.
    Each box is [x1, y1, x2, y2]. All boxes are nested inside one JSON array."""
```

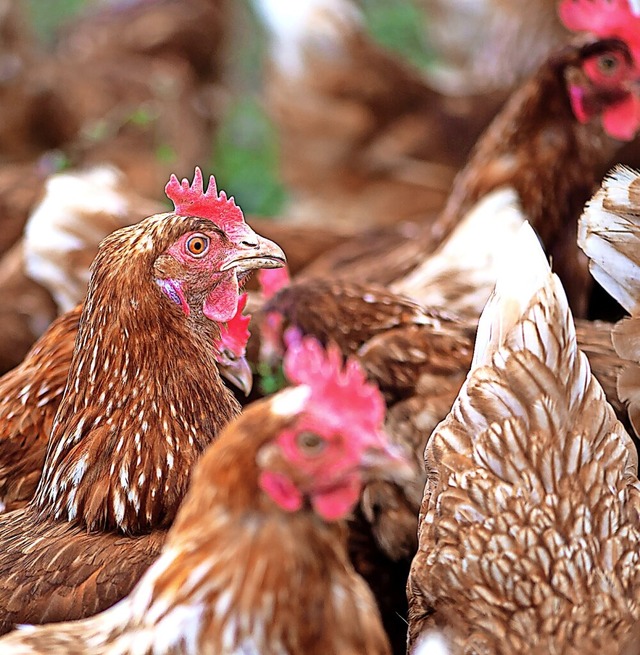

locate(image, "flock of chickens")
[[0, 0, 639, 653]]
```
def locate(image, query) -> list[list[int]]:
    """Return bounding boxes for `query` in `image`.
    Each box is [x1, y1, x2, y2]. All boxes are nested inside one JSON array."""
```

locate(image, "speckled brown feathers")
[[407, 228, 640, 653], [260, 277, 449, 357], [33, 214, 241, 534], [0, 512, 165, 636], [0, 308, 80, 513], [578, 166, 640, 437]]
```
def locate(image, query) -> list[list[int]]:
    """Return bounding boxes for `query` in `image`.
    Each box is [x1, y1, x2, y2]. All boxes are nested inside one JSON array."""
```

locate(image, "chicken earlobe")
[[408, 224, 640, 653]]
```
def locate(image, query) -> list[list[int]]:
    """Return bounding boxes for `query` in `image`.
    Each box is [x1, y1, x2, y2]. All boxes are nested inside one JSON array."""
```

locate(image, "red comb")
[[283, 336, 385, 433], [259, 266, 291, 300], [216, 293, 251, 356], [559, 0, 640, 63], [165, 167, 252, 242]]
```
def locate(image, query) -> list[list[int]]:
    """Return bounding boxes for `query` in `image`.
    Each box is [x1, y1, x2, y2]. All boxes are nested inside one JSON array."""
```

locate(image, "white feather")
[[253, 0, 362, 76], [578, 166, 640, 315], [392, 187, 526, 315], [412, 631, 451, 655], [473, 222, 551, 368], [269, 385, 312, 417], [24, 166, 131, 313]]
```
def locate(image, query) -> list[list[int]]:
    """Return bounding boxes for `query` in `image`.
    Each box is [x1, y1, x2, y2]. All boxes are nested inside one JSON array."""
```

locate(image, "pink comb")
[[165, 167, 253, 242], [259, 266, 291, 300], [559, 0, 640, 63], [217, 293, 251, 356], [283, 336, 385, 433]]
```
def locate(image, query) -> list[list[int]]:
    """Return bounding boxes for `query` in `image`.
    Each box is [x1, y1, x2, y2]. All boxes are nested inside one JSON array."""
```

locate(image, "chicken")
[[407, 224, 640, 653], [578, 164, 640, 435], [253, 0, 501, 230], [0, 285, 254, 515], [303, 5, 640, 319], [0, 169, 285, 632], [57, 0, 228, 86], [0, 166, 162, 373], [253, 261, 631, 653], [0, 336, 405, 655]]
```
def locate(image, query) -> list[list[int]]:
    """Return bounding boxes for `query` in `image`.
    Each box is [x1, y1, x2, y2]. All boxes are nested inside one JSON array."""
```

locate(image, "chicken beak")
[[360, 442, 415, 484], [221, 234, 287, 273], [219, 354, 253, 396]]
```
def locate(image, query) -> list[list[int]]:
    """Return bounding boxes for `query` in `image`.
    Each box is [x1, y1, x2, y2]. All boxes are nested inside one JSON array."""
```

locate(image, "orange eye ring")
[[186, 234, 210, 258], [296, 431, 326, 456]]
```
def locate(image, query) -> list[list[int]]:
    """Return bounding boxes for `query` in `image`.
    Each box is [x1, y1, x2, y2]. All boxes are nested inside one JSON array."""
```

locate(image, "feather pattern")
[[408, 224, 640, 653], [578, 165, 640, 435]]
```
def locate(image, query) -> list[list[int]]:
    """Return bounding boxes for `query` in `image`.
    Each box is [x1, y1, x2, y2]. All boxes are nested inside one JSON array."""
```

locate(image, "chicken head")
[[256, 336, 411, 521]]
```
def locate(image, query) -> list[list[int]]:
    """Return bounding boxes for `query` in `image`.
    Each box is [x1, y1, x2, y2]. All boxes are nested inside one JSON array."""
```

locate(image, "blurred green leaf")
[[27, 0, 88, 42], [211, 96, 287, 217], [361, 0, 434, 70], [256, 361, 287, 396]]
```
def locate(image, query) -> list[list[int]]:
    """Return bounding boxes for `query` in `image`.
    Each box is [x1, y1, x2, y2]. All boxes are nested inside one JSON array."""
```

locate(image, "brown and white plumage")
[[408, 224, 640, 653], [0, 309, 79, 513], [390, 187, 525, 317], [302, 35, 640, 320], [579, 165, 640, 435]]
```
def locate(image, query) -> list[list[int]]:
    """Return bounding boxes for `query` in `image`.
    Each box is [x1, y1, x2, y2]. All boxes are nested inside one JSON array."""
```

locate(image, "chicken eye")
[[186, 234, 210, 258], [296, 431, 326, 456], [597, 53, 621, 76]]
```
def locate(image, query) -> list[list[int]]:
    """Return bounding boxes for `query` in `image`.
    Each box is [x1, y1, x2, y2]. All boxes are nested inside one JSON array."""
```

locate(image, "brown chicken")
[[0, 0, 223, 198], [57, 0, 228, 86], [303, 7, 640, 319], [253, 263, 629, 654], [0, 170, 285, 633], [407, 223, 640, 654], [0, 336, 406, 655]]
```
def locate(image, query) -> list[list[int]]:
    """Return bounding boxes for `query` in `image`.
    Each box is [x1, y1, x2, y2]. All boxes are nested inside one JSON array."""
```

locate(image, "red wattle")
[[203, 271, 239, 322], [311, 475, 361, 521], [602, 95, 640, 141], [568, 85, 590, 124], [259, 471, 303, 512]]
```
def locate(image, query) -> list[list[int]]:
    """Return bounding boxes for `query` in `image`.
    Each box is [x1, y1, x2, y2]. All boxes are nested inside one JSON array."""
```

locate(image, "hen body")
[[303, 37, 640, 320], [408, 225, 640, 653]]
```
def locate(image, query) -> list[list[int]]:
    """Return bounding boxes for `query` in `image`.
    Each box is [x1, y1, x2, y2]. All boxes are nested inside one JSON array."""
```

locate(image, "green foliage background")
[[25, 0, 429, 216]]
